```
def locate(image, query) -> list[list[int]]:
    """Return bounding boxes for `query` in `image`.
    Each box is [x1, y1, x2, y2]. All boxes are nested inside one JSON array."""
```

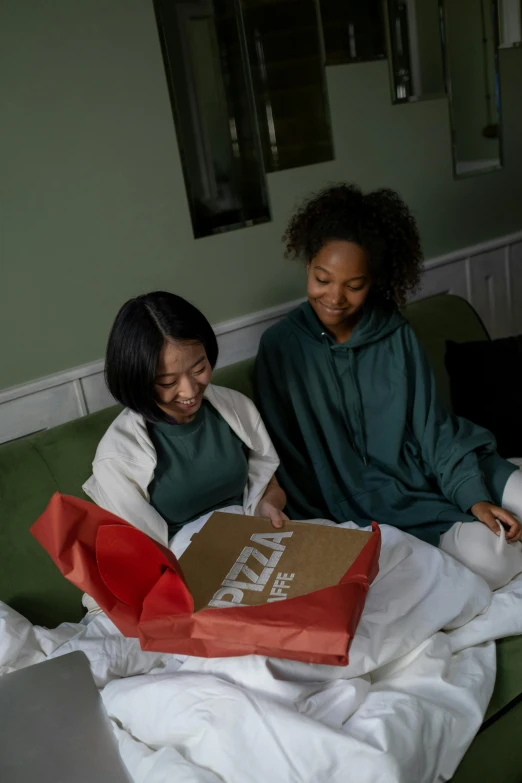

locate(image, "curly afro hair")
[[284, 184, 423, 308]]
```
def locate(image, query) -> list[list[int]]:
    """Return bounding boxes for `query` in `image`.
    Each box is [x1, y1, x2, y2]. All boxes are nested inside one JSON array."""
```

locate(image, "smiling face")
[[155, 339, 212, 423], [307, 240, 372, 342]]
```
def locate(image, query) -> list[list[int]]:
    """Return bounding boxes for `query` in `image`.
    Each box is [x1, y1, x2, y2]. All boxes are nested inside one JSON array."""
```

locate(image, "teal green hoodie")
[[254, 300, 515, 545]]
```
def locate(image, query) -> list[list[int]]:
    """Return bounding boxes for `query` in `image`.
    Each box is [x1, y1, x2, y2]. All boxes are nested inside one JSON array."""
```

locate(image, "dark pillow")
[[445, 336, 522, 459]]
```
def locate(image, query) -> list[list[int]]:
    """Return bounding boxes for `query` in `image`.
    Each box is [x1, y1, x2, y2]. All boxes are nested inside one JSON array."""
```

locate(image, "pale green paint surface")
[[1, 0, 521, 389]]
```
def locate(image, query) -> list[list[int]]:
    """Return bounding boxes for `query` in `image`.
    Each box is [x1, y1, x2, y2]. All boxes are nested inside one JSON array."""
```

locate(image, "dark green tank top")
[[147, 401, 249, 539]]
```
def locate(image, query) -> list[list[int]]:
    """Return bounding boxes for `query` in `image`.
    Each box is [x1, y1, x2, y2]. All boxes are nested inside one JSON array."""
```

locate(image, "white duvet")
[[1, 523, 522, 783]]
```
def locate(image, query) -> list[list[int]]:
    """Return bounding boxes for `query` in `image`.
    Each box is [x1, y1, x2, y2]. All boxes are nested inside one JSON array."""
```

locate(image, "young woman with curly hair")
[[255, 184, 522, 589]]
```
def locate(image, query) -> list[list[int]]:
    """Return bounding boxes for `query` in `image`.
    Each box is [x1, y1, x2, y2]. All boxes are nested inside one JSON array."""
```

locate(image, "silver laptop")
[[0, 651, 132, 782]]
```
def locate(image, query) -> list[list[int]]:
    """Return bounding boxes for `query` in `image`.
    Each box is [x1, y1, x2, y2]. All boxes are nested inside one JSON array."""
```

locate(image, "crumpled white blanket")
[[1, 523, 522, 783]]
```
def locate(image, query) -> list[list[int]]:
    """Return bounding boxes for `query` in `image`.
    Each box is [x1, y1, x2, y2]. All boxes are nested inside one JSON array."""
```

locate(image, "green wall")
[[1, 0, 522, 390]]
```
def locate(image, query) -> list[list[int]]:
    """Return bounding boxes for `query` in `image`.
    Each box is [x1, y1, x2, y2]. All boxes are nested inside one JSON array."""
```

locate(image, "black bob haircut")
[[105, 291, 218, 422]]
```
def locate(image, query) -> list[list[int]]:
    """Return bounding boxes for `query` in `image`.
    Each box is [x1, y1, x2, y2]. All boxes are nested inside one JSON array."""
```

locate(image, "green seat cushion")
[[0, 437, 83, 627], [0, 405, 121, 626], [28, 404, 122, 499], [451, 697, 522, 782], [485, 634, 522, 720], [213, 358, 255, 400], [404, 294, 489, 410]]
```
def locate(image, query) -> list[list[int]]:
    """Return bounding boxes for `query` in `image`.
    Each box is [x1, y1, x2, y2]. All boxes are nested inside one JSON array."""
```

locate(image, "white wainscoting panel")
[[508, 241, 522, 336], [213, 298, 304, 369], [412, 257, 469, 302], [468, 248, 512, 339], [0, 382, 86, 444], [80, 369, 113, 415], [1, 231, 521, 444]]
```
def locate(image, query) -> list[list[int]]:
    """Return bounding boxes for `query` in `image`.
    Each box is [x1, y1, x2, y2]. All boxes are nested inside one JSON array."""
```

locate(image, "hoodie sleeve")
[[254, 331, 330, 520], [403, 325, 496, 513]]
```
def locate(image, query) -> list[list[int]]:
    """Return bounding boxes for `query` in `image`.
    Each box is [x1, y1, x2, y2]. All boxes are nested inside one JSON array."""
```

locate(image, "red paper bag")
[[31, 494, 380, 666]]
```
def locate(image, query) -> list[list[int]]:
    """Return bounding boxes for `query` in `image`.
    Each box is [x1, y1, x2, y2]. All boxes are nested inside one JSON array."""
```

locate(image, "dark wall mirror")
[[498, 0, 522, 47], [241, 0, 334, 172], [154, 0, 270, 238], [386, 0, 446, 102], [319, 0, 386, 65], [441, 0, 502, 177]]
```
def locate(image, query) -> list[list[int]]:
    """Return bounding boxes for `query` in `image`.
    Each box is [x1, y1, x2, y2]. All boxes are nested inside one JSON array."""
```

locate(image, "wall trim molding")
[[1, 230, 521, 443], [422, 230, 522, 271], [0, 360, 105, 406]]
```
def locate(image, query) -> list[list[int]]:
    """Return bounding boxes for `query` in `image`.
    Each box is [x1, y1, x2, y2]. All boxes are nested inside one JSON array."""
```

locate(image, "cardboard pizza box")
[[179, 512, 374, 610]]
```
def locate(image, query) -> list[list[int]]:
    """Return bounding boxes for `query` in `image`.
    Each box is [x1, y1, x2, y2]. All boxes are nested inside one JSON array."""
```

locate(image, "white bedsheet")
[[1, 524, 522, 783]]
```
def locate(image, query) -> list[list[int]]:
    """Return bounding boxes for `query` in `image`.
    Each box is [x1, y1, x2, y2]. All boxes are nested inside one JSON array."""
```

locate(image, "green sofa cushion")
[[404, 294, 489, 409], [0, 437, 83, 627], [29, 404, 122, 499], [213, 358, 255, 399], [485, 634, 522, 720], [0, 406, 124, 626], [452, 696, 522, 783]]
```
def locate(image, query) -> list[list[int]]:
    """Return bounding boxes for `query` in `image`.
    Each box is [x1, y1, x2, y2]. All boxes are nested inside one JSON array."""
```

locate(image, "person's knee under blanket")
[[440, 467, 522, 590]]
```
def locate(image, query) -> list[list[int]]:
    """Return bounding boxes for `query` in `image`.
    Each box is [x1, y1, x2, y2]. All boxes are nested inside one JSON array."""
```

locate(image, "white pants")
[[440, 468, 522, 590]]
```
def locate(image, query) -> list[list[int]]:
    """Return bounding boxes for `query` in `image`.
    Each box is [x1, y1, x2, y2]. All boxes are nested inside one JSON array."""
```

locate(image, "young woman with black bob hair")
[[83, 292, 287, 570]]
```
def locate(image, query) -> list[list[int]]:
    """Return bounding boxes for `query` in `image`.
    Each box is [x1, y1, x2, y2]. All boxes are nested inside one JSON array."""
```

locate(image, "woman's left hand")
[[256, 500, 289, 529], [471, 501, 522, 542]]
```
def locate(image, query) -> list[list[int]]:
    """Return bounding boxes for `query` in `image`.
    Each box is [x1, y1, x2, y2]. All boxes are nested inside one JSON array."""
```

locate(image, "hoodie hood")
[[283, 299, 406, 465], [287, 299, 406, 349]]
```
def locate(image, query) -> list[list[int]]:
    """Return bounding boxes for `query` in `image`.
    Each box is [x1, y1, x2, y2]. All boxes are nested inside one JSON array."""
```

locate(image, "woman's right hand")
[[471, 501, 522, 542], [256, 500, 289, 529]]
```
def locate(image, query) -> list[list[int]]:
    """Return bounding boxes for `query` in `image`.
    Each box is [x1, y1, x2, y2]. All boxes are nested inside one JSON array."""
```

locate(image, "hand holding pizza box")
[[31, 494, 380, 665]]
